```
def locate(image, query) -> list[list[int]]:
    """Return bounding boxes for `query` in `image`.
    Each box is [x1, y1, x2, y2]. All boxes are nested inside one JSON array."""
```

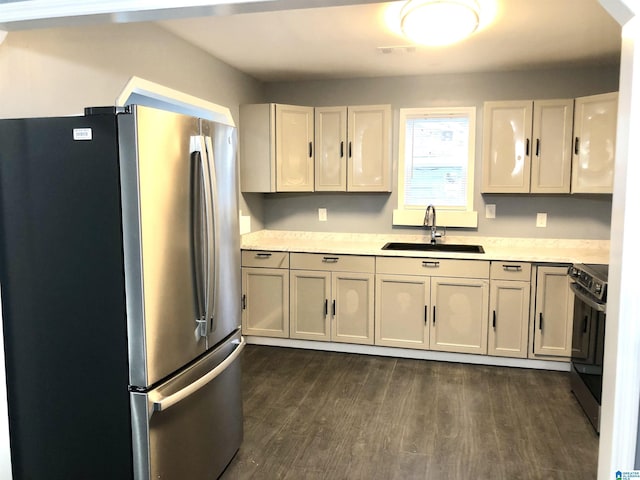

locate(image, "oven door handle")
[[570, 283, 606, 312]]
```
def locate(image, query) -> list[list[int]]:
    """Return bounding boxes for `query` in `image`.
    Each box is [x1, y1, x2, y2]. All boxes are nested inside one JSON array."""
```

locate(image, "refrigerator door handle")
[[150, 337, 246, 412], [190, 135, 214, 338], [204, 136, 220, 336]]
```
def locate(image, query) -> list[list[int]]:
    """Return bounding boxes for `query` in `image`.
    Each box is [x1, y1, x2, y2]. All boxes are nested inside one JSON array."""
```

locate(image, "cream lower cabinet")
[[375, 257, 490, 354], [289, 253, 375, 344], [241, 251, 290, 338], [375, 274, 430, 349], [430, 277, 489, 355], [488, 262, 532, 358], [529, 265, 574, 359]]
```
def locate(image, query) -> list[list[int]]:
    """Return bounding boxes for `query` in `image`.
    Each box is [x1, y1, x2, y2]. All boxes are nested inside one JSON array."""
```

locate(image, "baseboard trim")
[[244, 336, 571, 372]]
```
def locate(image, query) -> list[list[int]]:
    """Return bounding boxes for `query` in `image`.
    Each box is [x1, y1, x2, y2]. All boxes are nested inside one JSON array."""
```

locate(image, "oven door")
[[570, 282, 606, 373]]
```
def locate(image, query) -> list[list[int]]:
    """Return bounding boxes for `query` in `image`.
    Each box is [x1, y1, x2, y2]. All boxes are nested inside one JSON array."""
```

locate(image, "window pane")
[[403, 115, 469, 208]]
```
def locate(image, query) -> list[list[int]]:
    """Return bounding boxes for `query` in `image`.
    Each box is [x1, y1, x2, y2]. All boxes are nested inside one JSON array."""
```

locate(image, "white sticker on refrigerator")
[[73, 128, 92, 141]]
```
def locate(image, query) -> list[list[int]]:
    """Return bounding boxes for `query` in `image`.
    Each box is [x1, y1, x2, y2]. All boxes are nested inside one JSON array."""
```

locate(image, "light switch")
[[318, 208, 327, 222], [536, 213, 547, 228], [485, 204, 496, 219]]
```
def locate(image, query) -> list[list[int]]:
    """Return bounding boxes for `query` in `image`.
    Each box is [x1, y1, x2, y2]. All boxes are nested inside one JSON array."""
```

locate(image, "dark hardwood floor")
[[221, 345, 598, 480]]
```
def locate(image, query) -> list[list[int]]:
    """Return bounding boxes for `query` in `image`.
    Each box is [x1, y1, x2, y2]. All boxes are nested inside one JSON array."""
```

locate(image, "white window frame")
[[393, 106, 478, 228]]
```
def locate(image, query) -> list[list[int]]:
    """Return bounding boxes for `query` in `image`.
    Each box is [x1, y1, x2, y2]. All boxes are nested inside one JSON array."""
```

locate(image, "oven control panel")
[[568, 264, 608, 302]]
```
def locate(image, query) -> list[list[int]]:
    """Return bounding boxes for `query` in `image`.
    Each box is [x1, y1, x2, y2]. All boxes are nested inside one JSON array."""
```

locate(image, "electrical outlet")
[[536, 213, 547, 228], [485, 204, 496, 219], [318, 208, 327, 222]]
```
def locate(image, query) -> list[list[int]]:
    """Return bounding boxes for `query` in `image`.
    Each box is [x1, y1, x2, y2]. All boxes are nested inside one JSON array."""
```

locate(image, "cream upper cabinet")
[[315, 106, 347, 191], [430, 276, 489, 355], [571, 92, 618, 194], [347, 105, 391, 192], [276, 104, 314, 192], [239, 103, 313, 193], [530, 265, 574, 359], [531, 100, 574, 194], [315, 105, 391, 192], [482, 99, 573, 194], [290, 253, 375, 344], [482, 101, 532, 193], [241, 251, 290, 338], [488, 262, 532, 358], [375, 274, 430, 349]]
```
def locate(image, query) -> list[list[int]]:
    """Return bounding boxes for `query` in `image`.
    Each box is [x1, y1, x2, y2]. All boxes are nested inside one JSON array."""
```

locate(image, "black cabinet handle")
[[322, 257, 339, 263], [242, 294, 246, 310], [539, 312, 543, 330], [574, 137, 580, 155], [340, 141, 344, 158], [424, 305, 428, 325], [324, 299, 328, 316], [502, 265, 522, 272], [332, 300, 336, 316], [535, 138, 540, 157], [525, 138, 530, 156], [309, 142, 313, 157], [492, 310, 496, 328], [433, 306, 436, 325], [422, 261, 440, 268], [348, 141, 352, 158], [583, 315, 588, 333]]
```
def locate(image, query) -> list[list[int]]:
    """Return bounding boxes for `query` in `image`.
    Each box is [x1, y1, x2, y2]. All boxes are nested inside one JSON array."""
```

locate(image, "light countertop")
[[241, 230, 610, 265]]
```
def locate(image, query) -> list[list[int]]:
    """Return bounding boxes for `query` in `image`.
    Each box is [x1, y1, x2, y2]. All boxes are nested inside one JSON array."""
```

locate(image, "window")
[[393, 107, 478, 227]]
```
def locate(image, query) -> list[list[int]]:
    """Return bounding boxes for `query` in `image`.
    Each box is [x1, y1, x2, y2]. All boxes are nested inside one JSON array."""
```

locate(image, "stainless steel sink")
[[381, 242, 485, 254]]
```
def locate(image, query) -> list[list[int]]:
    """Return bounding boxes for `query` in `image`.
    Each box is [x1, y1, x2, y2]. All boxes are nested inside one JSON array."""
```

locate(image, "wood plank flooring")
[[221, 345, 598, 480]]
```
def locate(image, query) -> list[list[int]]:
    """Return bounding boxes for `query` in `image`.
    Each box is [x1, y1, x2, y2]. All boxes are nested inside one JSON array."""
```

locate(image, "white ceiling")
[[158, 0, 622, 82]]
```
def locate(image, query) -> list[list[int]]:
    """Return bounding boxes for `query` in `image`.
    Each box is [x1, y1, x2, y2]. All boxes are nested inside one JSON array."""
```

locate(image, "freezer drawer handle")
[[502, 265, 522, 272], [150, 337, 246, 412]]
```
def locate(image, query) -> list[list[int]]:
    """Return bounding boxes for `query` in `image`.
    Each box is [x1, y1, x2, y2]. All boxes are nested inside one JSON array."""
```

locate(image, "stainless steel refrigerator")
[[0, 104, 244, 479]]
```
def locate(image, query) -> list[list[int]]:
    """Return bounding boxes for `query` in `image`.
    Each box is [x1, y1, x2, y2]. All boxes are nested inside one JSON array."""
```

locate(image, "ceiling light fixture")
[[400, 0, 481, 47]]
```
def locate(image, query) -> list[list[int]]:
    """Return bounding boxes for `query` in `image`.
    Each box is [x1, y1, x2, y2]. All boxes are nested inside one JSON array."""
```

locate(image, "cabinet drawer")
[[290, 253, 375, 273], [241, 250, 289, 268], [490, 262, 531, 281], [376, 257, 489, 278]]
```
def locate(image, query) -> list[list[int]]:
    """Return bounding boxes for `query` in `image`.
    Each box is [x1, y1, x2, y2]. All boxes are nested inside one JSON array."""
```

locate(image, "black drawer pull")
[[255, 252, 272, 259], [502, 265, 522, 272], [323, 257, 339, 263], [422, 261, 440, 268]]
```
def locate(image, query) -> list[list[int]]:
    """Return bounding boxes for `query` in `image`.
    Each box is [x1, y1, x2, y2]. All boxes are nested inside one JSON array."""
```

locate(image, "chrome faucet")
[[423, 204, 441, 244]]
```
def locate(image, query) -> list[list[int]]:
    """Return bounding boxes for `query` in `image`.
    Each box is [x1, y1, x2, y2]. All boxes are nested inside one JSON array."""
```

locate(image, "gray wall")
[[0, 22, 266, 229], [258, 66, 619, 239]]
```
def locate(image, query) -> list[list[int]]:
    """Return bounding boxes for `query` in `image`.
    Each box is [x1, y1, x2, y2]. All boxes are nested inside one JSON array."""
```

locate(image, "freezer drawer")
[[130, 331, 245, 480]]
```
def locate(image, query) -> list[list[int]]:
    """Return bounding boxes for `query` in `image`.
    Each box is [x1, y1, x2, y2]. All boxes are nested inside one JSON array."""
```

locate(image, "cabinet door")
[[481, 101, 533, 193], [571, 92, 618, 194], [532, 266, 574, 357], [315, 107, 347, 191], [241, 267, 289, 338], [430, 277, 489, 354], [347, 105, 391, 192], [332, 272, 374, 345], [290, 270, 331, 340], [488, 280, 530, 358], [375, 274, 430, 349], [531, 99, 573, 194], [276, 104, 314, 192]]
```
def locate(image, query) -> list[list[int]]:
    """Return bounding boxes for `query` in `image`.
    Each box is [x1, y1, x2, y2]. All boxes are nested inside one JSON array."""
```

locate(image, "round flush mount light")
[[400, 0, 480, 47]]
